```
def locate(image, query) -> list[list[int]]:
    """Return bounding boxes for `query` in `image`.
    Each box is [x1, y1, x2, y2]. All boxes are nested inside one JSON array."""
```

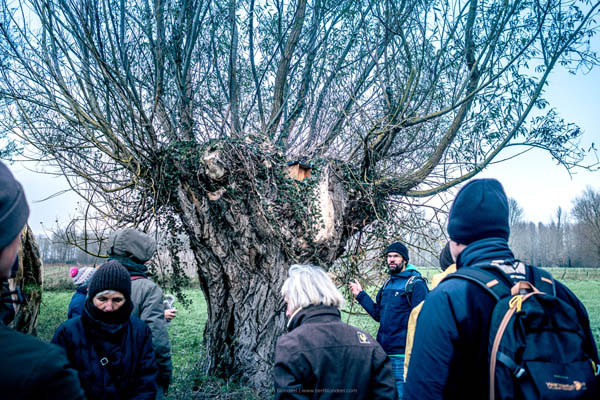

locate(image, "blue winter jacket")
[[356, 266, 428, 354], [52, 307, 158, 400], [404, 238, 600, 400], [67, 286, 87, 319]]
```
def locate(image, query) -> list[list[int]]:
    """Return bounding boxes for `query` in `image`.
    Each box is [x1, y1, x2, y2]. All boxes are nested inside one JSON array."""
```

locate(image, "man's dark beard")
[[388, 263, 404, 274]]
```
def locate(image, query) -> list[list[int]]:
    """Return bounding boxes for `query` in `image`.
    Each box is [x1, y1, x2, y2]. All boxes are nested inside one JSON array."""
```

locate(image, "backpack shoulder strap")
[[443, 267, 511, 301], [405, 274, 428, 293], [375, 277, 391, 304], [381, 277, 391, 290], [404, 274, 428, 306], [404, 275, 416, 306], [527, 265, 556, 296]]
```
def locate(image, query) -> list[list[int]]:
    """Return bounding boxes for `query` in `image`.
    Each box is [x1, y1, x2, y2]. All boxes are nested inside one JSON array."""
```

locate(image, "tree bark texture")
[[8, 225, 43, 335], [161, 140, 375, 389]]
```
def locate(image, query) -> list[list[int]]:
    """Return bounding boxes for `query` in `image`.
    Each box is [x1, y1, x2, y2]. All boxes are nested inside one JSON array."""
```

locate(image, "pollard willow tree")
[[1, 0, 599, 389]]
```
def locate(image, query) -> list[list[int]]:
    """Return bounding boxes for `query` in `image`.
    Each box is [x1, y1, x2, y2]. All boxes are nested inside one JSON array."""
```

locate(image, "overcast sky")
[[8, 55, 600, 235], [480, 63, 600, 223]]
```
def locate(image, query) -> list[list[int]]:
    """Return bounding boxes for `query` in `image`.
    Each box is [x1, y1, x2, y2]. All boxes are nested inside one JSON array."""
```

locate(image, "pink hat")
[[70, 266, 96, 286]]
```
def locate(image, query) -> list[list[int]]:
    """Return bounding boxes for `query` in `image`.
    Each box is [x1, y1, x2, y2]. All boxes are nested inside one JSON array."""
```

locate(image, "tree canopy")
[[1, 0, 597, 203]]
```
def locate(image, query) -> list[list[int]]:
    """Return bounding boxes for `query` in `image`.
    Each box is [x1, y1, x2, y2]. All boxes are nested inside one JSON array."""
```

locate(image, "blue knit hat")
[[385, 241, 409, 262], [447, 178, 510, 245]]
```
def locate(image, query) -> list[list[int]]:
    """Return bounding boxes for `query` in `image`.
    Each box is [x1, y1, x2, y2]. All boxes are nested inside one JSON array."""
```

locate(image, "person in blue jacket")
[[349, 241, 428, 399], [52, 260, 158, 400], [404, 178, 600, 399], [67, 266, 96, 318]]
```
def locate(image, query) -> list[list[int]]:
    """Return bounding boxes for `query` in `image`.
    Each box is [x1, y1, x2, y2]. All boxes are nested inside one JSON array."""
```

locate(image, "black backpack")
[[445, 261, 599, 400]]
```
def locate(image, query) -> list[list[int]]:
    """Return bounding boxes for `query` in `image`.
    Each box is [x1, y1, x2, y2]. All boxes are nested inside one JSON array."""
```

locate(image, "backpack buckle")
[[100, 357, 109, 366], [514, 367, 526, 379]]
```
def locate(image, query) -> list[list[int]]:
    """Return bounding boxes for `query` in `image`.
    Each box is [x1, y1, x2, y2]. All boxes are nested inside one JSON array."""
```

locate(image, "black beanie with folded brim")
[[0, 162, 29, 250], [385, 241, 410, 262], [447, 178, 510, 245], [87, 260, 132, 301]]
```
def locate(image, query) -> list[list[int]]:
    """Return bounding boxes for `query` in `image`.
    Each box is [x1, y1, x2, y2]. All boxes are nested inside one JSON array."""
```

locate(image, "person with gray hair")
[[274, 264, 398, 399]]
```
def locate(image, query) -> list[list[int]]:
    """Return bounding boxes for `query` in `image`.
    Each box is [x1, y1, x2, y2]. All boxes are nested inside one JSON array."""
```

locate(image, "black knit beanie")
[[385, 241, 410, 262], [87, 260, 132, 301], [447, 178, 510, 245], [0, 162, 29, 250], [439, 242, 454, 271]]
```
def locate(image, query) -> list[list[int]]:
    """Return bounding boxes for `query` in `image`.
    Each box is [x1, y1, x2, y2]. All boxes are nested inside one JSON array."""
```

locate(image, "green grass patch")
[[37, 291, 72, 340], [36, 279, 600, 398], [562, 280, 600, 350], [43, 264, 78, 291], [167, 289, 208, 399]]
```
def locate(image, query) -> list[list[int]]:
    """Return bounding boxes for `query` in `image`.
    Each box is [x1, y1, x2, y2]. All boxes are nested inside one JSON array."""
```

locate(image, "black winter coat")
[[404, 238, 600, 400], [273, 304, 398, 399], [0, 323, 85, 399], [52, 305, 158, 400]]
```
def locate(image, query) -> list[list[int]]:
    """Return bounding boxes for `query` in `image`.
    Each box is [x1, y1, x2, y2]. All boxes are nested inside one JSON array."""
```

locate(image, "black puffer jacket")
[[52, 302, 158, 400], [0, 323, 85, 400], [274, 304, 398, 399]]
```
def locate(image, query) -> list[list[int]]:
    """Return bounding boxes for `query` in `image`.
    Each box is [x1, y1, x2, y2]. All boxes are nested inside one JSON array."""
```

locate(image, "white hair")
[[281, 264, 345, 314], [93, 290, 121, 298]]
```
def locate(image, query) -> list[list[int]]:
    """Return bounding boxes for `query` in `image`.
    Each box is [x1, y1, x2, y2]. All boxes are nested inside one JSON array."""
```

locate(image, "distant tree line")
[[36, 229, 197, 285], [37, 231, 104, 265], [407, 186, 600, 269], [509, 187, 600, 268]]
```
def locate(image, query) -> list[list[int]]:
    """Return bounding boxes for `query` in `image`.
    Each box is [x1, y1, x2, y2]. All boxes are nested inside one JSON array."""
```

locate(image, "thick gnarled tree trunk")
[[8, 225, 43, 334], [166, 141, 369, 389]]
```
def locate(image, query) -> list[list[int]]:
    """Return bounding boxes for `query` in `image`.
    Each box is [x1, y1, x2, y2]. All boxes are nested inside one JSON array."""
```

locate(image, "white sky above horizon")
[[7, 54, 600, 235]]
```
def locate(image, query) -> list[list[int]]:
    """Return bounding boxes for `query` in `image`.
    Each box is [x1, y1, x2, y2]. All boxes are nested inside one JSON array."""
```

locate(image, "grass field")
[[36, 279, 600, 399]]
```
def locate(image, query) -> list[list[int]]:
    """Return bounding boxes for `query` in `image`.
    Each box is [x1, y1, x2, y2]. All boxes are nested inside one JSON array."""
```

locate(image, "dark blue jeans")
[[390, 355, 404, 399]]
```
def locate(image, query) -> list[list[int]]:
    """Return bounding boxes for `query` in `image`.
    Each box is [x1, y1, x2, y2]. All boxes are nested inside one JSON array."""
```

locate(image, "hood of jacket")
[[75, 285, 88, 295], [456, 237, 515, 268]]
